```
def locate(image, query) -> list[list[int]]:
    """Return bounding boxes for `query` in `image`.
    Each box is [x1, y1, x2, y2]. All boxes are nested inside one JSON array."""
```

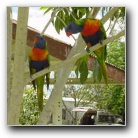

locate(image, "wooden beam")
[[47, 78, 125, 85]]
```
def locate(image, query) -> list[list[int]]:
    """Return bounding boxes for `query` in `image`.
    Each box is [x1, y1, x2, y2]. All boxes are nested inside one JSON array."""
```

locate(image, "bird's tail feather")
[[32, 80, 36, 90], [37, 87, 43, 112], [94, 47, 108, 83]]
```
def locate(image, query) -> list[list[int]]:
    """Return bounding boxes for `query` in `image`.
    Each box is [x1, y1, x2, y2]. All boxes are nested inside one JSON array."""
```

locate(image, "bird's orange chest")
[[81, 19, 101, 37], [29, 48, 48, 61]]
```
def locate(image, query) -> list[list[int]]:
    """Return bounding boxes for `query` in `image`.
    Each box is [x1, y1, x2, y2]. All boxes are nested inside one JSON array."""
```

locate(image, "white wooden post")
[[8, 7, 29, 125], [52, 88, 62, 125], [7, 7, 12, 115], [37, 35, 86, 125]]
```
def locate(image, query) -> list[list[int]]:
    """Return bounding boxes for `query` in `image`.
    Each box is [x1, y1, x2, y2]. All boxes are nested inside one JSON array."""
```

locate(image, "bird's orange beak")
[[66, 32, 72, 37]]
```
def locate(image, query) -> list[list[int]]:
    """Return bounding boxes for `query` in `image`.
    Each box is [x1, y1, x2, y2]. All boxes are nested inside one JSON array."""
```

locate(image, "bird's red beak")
[[66, 32, 72, 37]]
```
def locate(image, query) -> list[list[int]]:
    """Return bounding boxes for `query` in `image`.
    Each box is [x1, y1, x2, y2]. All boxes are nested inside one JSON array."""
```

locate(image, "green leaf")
[[80, 71, 88, 84], [57, 11, 65, 30], [77, 7, 86, 14], [86, 8, 90, 18], [79, 60, 88, 84], [55, 17, 60, 34], [44, 7, 53, 14], [40, 7, 53, 14], [75, 55, 89, 83], [75, 66, 79, 78], [78, 58, 87, 72], [40, 7, 49, 10], [93, 59, 102, 82]]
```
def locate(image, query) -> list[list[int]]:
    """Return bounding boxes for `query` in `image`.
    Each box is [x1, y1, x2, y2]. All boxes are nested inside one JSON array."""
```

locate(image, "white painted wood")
[[8, 7, 29, 125]]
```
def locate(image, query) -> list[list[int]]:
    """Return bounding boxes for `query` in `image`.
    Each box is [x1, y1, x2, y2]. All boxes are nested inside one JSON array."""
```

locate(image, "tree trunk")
[[7, 7, 29, 125], [7, 7, 12, 119], [37, 35, 86, 125], [91, 7, 101, 18]]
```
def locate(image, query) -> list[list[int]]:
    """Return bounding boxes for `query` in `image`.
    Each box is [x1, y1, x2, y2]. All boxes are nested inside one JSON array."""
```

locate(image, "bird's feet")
[[99, 40, 103, 45], [85, 46, 90, 53]]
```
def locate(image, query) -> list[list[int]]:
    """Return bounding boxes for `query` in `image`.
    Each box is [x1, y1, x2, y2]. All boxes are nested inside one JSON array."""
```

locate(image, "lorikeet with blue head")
[[29, 34, 50, 111], [65, 18, 107, 83]]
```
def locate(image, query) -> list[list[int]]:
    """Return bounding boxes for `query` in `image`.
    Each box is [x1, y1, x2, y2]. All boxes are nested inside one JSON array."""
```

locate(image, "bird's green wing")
[[35, 75, 45, 111], [94, 20, 108, 83], [28, 56, 36, 90], [99, 20, 107, 39]]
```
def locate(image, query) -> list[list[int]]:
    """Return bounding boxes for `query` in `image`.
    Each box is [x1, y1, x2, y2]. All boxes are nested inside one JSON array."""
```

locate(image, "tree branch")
[[90, 7, 101, 18], [25, 30, 125, 86], [109, 17, 118, 36], [105, 18, 112, 32], [37, 34, 86, 125], [7, 7, 12, 122], [101, 7, 119, 24], [8, 7, 29, 125]]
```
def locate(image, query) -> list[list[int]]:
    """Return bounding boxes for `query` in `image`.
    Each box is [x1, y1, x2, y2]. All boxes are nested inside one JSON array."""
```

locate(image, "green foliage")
[[63, 85, 96, 107], [108, 85, 125, 114], [92, 85, 125, 115], [40, 7, 91, 34], [110, 7, 125, 20], [19, 86, 47, 125], [75, 55, 89, 84], [63, 84, 125, 116], [40, 7, 54, 14], [40, 7, 125, 84], [93, 59, 102, 82], [106, 40, 125, 70]]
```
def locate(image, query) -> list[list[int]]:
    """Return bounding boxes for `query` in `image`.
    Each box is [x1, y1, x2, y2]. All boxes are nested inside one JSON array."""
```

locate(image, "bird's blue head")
[[65, 22, 83, 37], [34, 34, 46, 49]]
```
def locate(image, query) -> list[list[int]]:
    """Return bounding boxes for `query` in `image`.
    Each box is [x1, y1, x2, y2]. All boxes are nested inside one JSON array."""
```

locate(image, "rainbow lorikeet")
[[29, 34, 50, 111], [65, 18, 107, 83]]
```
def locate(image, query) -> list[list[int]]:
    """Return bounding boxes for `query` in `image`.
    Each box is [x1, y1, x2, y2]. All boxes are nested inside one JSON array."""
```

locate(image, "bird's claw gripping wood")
[[85, 46, 90, 53], [99, 40, 103, 45]]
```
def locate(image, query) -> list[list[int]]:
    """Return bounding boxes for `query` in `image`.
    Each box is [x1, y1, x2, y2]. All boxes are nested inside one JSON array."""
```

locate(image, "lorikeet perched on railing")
[[29, 34, 50, 111], [65, 18, 107, 83]]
